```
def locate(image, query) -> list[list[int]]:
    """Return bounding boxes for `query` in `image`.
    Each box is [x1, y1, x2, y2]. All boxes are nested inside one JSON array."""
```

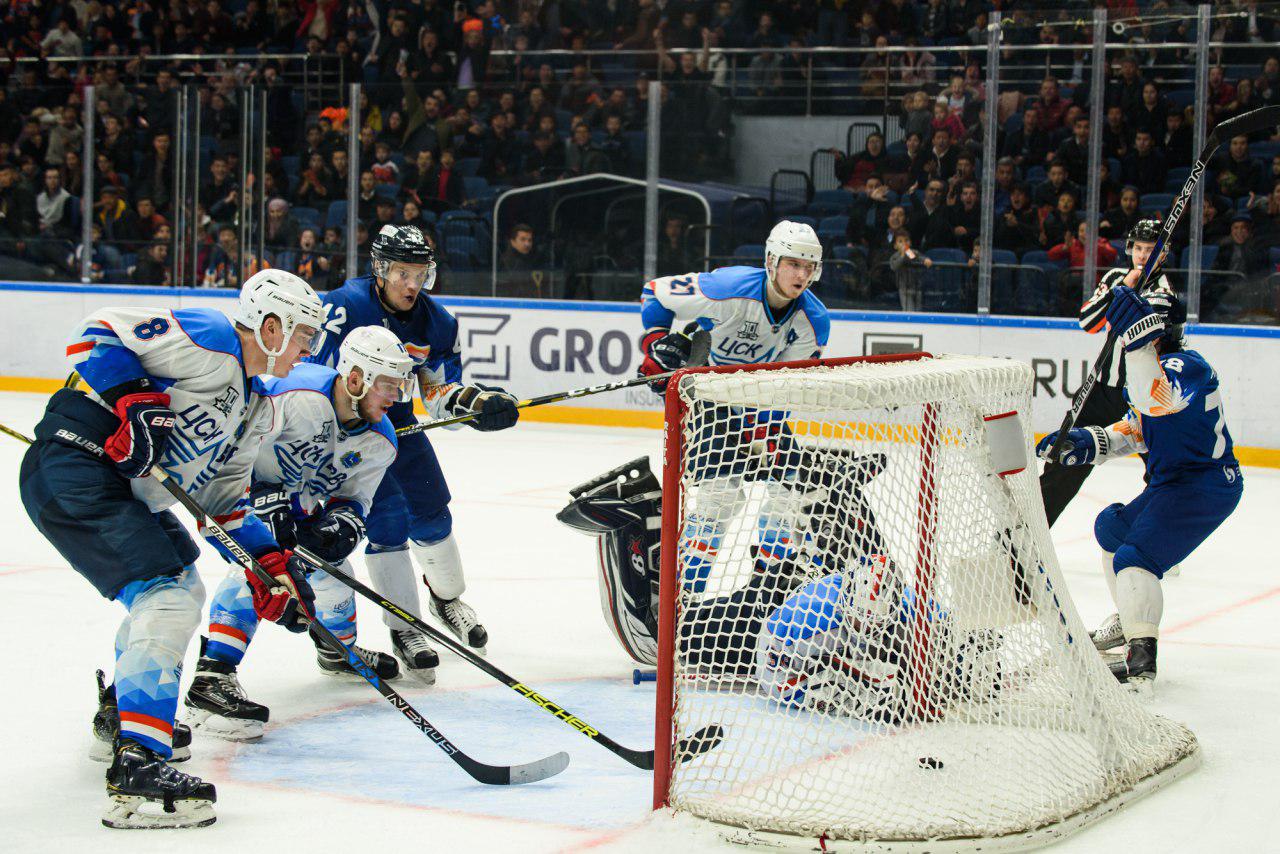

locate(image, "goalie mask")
[[557, 457, 663, 667]]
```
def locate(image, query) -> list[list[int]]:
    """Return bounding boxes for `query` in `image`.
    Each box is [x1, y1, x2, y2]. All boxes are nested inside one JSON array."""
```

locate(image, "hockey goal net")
[[653, 353, 1198, 850]]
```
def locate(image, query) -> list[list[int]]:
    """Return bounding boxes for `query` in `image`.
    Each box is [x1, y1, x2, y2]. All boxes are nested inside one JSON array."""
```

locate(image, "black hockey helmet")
[[1125, 219, 1162, 255], [1146, 290, 1187, 352], [371, 224, 437, 289]]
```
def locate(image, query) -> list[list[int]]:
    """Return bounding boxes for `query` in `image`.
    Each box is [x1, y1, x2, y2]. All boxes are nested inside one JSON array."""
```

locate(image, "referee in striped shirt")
[[1040, 220, 1176, 526]]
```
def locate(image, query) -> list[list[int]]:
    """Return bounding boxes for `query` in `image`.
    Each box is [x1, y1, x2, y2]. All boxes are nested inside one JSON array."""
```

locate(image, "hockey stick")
[[0, 418, 568, 786], [396, 327, 712, 436], [151, 471, 570, 786], [1047, 104, 1280, 463], [293, 546, 726, 770]]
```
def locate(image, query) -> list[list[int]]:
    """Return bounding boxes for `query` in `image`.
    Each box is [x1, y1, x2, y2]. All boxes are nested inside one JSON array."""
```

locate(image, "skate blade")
[[90, 739, 191, 763], [1121, 675, 1156, 698], [102, 795, 215, 829], [397, 665, 437, 687], [183, 707, 264, 743]]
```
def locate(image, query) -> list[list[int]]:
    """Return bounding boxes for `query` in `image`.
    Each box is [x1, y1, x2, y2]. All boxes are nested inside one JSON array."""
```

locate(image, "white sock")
[[365, 549, 424, 631], [1115, 566, 1163, 640], [412, 533, 466, 600], [1102, 551, 1118, 604]]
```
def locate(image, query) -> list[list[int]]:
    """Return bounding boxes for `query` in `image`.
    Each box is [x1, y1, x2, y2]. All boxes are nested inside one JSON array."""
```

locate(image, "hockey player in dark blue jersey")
[[1038, 286, 1243, 691], [309, 224, 519, 681]]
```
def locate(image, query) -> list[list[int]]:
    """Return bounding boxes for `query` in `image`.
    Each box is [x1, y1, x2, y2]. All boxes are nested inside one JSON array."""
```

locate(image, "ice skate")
[[183, 658, 269, 742], [390, 629, 440, 685], [102, 738, 216, 829], [1109, 637, 1157, 696], [429, 592, 488, 654], [313, 632, 401, 681]]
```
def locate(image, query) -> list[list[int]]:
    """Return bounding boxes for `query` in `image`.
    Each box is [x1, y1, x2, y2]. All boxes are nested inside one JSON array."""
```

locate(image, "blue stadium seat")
[[446, 235, 481, 271], [989, 248, 1018, 312], [811, 189, 853, 211], [462, 176, 489, 200], [1249, 140, 1280, 161], [325, 201, 348, 229], [1140, 193, 1174, 213], [1179, 245, 1219, 268], [292, 206, 321, 228], [921, 249, 967, 311], [785, 215, 819, 231], [733, 243, 765, 260], [280, 155, 300, 177], [818, 216, 849, 242], [1025, 165, 1047, 185], [1167, 89, 1195, 110], [457, 158, 482, 178]]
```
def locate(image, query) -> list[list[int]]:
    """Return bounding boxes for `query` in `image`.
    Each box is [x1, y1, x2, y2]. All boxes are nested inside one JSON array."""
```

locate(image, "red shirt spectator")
[[1048, 221, 1118, 277]]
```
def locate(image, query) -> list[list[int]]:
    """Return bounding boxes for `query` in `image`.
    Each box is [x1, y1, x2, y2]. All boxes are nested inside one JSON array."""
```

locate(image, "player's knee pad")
[[365, 492, 409, 551], [408, 506, 453, 545], [411, 532, 464, 599], [1114, 543, 1166, 579], [116, 566, 204, 660], [1093, 503, 1130, 553]]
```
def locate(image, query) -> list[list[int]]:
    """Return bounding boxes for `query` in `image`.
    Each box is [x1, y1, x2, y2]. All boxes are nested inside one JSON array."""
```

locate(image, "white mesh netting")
[[661, 355, 1198, 850]]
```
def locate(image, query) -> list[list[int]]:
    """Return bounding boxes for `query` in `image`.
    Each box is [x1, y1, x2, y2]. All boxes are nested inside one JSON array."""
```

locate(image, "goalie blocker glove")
[[245, 550, 316, 632], [1036, 426, 1108, 466], [102, 383, 176, 479], [1106, 285, 1166, 352], [446, 384, 519, 431], [297, 503, 366, 563], [639, 328, 692, 393]]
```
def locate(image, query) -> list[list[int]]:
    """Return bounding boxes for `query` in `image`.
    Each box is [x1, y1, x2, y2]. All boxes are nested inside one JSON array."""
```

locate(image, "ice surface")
[[0, 390, 1275, 852]]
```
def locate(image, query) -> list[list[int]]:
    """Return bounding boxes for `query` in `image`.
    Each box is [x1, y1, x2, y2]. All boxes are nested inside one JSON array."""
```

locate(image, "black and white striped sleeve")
[[1079, 268, 1127, 333]]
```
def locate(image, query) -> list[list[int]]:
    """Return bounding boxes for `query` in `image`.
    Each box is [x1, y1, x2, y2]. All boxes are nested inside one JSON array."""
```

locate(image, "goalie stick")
[[294, 546, 726, 771], [397, 327, 712, 436], [0, 421, 569, 787], [1048, 104, 1280, 464]]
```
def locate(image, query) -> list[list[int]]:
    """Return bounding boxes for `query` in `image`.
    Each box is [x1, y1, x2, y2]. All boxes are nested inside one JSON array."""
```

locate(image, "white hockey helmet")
[[765, 220, 823, 289], [336, 325, 415, 416], [234, 269, 326, 374]]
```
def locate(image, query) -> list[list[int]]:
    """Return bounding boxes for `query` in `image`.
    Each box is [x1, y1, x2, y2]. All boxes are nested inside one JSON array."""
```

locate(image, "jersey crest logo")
[[738, 321, 759, 341], [340, 450, 362, 469], [211, 386, 239, 416], [312, 421, 333, 444], [405, 342, 431, 363]]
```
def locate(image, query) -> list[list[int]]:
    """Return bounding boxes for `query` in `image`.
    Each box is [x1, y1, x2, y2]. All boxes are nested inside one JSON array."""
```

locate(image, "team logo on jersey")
[[312, 421, 333, 444], [211, 386, 239, 415], [405, 342, 431, 364], [340, 450, 362, 469], [738, 321, 759, 341]]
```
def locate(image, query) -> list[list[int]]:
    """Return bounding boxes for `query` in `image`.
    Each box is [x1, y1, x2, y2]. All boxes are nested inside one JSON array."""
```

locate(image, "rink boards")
[[0, 281, 1277, 466]]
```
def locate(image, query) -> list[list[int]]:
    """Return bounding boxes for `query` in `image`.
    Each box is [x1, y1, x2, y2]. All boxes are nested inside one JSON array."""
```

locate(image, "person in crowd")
[[131, 240, 171, 285]]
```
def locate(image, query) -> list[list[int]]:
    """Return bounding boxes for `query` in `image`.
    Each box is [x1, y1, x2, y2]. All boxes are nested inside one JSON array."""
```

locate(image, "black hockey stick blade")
[[151, 473, 569, 786], [297, 548, 726, 771], [1047, 104, 1280, 462]]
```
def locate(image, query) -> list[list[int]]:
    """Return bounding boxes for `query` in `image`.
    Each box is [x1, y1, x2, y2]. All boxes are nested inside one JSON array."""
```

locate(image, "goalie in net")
[[557, 417, 1000, 726]]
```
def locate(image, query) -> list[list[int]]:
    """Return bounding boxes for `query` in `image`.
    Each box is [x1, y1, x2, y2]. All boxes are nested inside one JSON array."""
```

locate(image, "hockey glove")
[[246, 550, 315, 633], [449, 384, 520, 431], [639, 328, 692, 394], [1036, 426, 1107, 466], [249, 483, 298, 549], [104, 392, 176, 479], [1106, 285, 1165, 352], [297, 503, 366, 563]]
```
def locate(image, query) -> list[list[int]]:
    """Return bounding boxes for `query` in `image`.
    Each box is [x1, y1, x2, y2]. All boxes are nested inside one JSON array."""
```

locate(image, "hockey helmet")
[[371, 224, 437, 290], [337, 325, 416, 416], [235, 269, 325, 375], [1125, 219, 1162, 255], [765, 220, 823, 289]]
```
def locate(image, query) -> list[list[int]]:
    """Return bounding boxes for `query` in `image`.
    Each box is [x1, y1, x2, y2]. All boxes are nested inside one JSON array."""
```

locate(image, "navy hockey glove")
[[639, 328, 692, 393], [246, 550, 315, 633], [450, 384, 520, 431], [1036, 426, 1107, 466], [104, 392, 175, 479], [249, 483, 298, 549], [297, 503, 366, 563], [1106, 285, 1165, 352]]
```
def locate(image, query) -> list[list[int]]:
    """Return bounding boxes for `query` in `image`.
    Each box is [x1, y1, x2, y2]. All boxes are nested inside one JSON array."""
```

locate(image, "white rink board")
[[0, 283, 1277, 450]]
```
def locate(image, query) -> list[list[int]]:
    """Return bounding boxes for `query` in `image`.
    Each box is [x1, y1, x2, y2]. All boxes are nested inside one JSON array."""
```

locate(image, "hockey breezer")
[[293, 545, 726, 771], [1048, 104, 1280, 463], [149, 468, 570, 787], [396, 327, 711, 437]]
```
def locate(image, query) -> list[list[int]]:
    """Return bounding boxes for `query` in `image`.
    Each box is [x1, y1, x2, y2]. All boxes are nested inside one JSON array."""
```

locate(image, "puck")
[[917, 756, 944, 770]]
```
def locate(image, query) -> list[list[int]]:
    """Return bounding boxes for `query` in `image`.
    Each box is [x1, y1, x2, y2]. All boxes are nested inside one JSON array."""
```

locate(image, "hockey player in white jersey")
[[639, 220, 831, 386], [638, 220, 832, 596], [18, 269, 325, 828], [184, 326, 414, 740]]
